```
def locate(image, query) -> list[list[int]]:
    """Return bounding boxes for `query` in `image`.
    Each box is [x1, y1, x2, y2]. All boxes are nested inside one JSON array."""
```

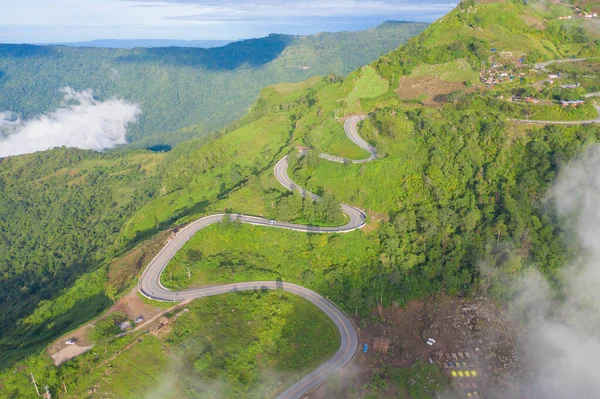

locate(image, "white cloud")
[[158, 0, 457, 21], [495, 146, 600, 397], [0, 88, 141, 158]]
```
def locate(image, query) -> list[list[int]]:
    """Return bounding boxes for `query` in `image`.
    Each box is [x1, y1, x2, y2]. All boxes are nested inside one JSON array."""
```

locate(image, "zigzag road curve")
[[138, 115, 375, 399]]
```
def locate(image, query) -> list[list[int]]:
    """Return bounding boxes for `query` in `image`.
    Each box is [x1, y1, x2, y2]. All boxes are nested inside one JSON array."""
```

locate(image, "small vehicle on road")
[[269, 220, 277, 225], [65, 338, 77, 345], [135, 316, 144, 324]]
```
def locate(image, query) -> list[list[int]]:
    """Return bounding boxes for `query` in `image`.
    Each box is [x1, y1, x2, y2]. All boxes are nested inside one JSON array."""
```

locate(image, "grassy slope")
[[160, 222, 375, 297], [0, 292, 339, 399], [305, 119, 371, 159], [121, 112, 293, 243]]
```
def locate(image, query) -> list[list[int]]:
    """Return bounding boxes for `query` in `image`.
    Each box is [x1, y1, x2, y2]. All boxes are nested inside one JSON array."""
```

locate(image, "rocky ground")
[[309, 294, 527, 398]]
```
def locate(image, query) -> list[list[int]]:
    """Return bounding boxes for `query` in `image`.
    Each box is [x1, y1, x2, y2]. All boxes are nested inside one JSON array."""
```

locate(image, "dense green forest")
[[2, 0, 600, 397], [0, 148, 164, 365], [0, 21, 427, 145]]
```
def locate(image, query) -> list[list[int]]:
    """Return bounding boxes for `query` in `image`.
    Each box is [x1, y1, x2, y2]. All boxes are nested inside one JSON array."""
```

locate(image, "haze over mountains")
[[48, 39, 234, 49]]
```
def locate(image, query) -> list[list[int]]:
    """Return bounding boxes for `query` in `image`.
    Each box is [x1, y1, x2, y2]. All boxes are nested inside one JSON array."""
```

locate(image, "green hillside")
[[2, 0, 600, 397], [0, 22, 427, 145], [0, 148, 164, 365], [0, 292, 339, 399]]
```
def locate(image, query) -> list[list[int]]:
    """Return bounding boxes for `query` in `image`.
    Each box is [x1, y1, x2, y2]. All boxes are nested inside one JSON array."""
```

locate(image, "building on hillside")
[[119, 321, 132, 331], [560, 83, 580, 89], [560, 100, 585, 107]]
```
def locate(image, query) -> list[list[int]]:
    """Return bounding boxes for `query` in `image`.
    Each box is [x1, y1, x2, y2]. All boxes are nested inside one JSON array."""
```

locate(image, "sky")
[[0, 0, 458, 43]]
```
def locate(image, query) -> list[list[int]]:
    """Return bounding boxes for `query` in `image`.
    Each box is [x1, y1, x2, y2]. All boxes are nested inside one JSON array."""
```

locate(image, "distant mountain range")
[[0, 21, 428, 144], [48, 39, 234, 49]]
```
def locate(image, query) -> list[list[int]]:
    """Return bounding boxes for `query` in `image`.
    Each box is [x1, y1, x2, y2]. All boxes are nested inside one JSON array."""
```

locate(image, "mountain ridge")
[[0, 21, 428, 145]]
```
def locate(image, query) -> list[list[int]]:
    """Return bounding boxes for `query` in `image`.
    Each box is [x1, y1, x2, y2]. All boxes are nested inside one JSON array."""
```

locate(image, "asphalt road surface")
[[512, 104, 600, 125], [139, 116, 373, 399], [535, 58, 587, 72], [318, 115, 377, 164]]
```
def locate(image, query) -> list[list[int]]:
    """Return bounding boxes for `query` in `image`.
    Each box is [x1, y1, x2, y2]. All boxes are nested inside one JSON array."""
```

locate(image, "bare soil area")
[[519, 14, 544, 30], [309, 294, 525, 399], [363, 211, 388, 235], [107, 230, 171, 291], [47, 290, 180, 366], [396, 76, 471, 106]]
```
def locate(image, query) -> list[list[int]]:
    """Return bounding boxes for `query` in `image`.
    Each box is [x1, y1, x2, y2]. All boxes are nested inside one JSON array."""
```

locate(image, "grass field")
[[305, 119, 371, 159], [346, 66, 390, 104], [290, 126, 427, 214], [161, 221, 375, 295], [411, 59, 480, 84], [121, 113, 293, 243]]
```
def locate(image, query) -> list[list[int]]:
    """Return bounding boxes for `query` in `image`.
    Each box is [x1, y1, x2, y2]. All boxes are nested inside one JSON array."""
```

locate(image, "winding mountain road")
[[138, 115, 375, 399], [535, 57, 587, 72], [318, 116, 377, 164]]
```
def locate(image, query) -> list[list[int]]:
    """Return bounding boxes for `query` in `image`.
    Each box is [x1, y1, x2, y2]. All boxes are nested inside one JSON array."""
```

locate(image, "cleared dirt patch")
[[396, 76, 470, 106], [48, 325, 95, 362], [363, 211, 388, 235], [112, 290, 168, 323], [520, 14, 544, 29], [47, 290, 180, 365], [310, 294, 525, 398], [51, 344, 94, 366]]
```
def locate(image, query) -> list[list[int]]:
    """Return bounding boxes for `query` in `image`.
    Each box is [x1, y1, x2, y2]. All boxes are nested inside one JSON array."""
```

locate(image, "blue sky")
[[0, 0, 458, 43]]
